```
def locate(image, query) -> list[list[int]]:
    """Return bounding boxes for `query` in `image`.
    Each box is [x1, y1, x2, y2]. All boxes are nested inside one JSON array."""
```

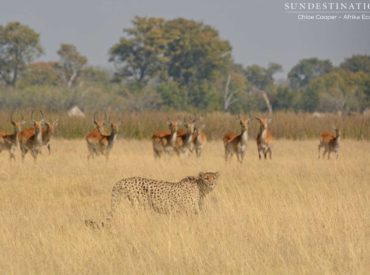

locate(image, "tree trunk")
[[261, 90, 273, 115]]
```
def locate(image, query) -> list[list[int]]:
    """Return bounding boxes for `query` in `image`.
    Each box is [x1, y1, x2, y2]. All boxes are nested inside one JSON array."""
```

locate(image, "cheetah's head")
[[198, 172, 219, 191]]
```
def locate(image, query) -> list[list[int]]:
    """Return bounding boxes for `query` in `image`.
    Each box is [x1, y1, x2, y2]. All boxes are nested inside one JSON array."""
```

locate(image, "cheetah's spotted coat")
[[85, 171, 219, 228]]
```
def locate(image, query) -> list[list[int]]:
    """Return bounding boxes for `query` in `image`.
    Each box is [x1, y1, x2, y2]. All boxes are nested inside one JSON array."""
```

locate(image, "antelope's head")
[[167, 119, 178, 134], [93, 111, 105, 132], [333, 127, 341, 138], [44, 120, 58, 134], [255, 116, 271, 130], [104, 112, 119, 134], [184, 118, 196, 134], [10, 112, 25, 133], [194, 124, 205, 136], [107, 121, 119, 135], [31, 110, 44, 135], [238, 116, 249, 131]]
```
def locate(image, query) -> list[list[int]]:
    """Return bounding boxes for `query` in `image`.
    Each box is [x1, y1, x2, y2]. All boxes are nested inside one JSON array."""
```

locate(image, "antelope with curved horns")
[[19, 110, 44, 161], [96, 113, 119, 160], [41, 115, 58, 155], [176, 118, 196, 156], [224, 116, 249, 163], [152, 119, 179, 158], [0, 112, 25, 160], [255, 116, 273, 160], [85, 111, 108, 160], [193, 123, 207, 158], [318, 127, 341, 159]]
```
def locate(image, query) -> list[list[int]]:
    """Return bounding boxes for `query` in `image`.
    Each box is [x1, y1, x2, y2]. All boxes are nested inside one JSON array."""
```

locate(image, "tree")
[[109, 17, 232, 88], [80, 66, 111, 86], [223, 64, 248, 112], [305, 69, 370, 112], [244, 63, 282, 113], [109, 17, 167, 84], [340, 55, 370, 73], [0, 22, 43, 87], [19, 61, 60, 87], [163, 18, 232, 86], [57, 44, 87, 88], [288, 58, 332, 89]]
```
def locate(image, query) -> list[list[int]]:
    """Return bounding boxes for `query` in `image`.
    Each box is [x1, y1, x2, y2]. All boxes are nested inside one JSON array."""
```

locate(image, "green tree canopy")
[[109, 16, 232, 87], [163, 18, 232, 86], [0, 22, 43, 87], [244, 63, 282, 91], [19, 61, 60, 87], [304, 69, 370, 112], [57, 43, 87, 88], [340, 55, 370, 73], [109, 17, 167, 84], [288, 58, 332, 89]]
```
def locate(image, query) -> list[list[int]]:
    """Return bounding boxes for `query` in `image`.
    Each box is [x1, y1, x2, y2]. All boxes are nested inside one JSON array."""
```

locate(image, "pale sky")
[[1, 0, 370, 77]]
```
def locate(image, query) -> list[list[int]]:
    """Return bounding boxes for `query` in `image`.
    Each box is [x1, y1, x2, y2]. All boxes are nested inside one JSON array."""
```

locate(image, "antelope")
[[19, 111, 44, 161], [255, 116, 273, 160], [152, 120, 178, 158], [193, 124, 207, 158], [0, 113, 25, 160], [85, 112, 107, 159], [176, 119, 196, 156], [97, 114, 119, 160], [223, 115, 245, 145], [19, 111, 58, 155], [224, 117, 249, 163], [42, 119, 58, 154], [318, 128, 340, 159]]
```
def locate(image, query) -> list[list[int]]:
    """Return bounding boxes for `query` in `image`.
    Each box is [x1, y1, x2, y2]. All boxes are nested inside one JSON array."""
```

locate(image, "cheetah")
[[85, 171, 219, 229]]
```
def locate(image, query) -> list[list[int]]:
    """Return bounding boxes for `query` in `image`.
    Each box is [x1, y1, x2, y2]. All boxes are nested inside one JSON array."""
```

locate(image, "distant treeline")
[[0, 111, 369, 140], [0, 19, 369, 114]]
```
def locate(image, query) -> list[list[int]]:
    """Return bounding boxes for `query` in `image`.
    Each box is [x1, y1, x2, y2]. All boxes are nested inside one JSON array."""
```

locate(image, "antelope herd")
[[151, 118, 207, 158], [0, 111, 342, 161]]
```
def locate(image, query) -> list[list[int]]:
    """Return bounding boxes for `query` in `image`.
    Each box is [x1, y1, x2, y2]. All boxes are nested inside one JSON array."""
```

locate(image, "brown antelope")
[[0, 113, 25, 160], [152, 119, 179, 158], [255, 116, 273, 159], [318, 128, 340, 159], [19, 111, 58, 155], [193, 124, 207, 157], [223, 115, 246, 145], [176, 119, 196, 156], [42, 119, 58, 154], [224, 117, 249, 163], [85, 112, 107, 159], [97, 114, 119, 160], [19, 111, 44, 161]]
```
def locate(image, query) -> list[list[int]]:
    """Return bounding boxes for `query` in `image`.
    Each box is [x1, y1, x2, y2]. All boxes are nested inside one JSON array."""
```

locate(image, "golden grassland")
[[0, 139, 369, 274]]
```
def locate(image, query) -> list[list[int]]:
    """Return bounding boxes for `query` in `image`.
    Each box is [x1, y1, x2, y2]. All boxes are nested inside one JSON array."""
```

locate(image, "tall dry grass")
[[0, 139, 369, 274], [0, 111, 369, 140]]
